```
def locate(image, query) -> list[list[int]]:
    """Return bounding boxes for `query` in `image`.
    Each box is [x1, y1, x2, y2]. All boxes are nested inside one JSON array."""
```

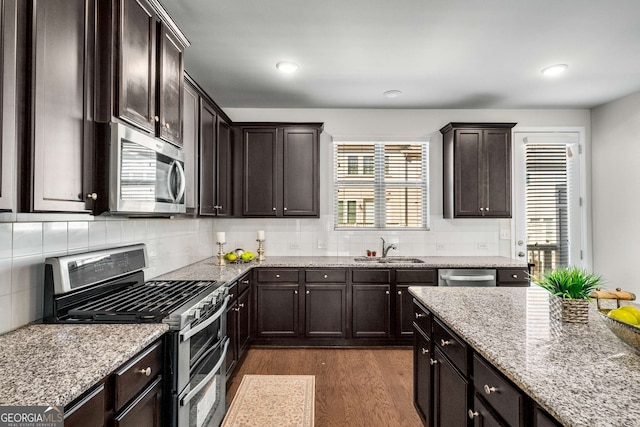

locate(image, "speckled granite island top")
[[155, 255, 526, 282], [408, 286, 640, 427], [0, 323, 168, 407]]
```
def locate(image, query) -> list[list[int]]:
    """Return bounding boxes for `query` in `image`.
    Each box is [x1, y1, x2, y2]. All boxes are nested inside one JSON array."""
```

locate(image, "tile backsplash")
[[213, 216, 512, 258], [0, 218, 216, 334]]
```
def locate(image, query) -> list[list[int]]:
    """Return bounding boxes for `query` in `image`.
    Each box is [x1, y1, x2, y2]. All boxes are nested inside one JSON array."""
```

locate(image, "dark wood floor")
[[226, 348, 422, 427]]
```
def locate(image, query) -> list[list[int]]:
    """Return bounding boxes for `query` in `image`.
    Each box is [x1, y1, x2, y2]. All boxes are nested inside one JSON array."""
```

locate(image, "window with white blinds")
[[334, 141, 429, 229], [525, 143, 574, 276]]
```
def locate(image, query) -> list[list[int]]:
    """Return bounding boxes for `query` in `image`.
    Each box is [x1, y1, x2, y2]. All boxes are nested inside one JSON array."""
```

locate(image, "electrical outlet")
[[436, 243, 446, 250], [499, 229, 510, 240], [290, 242, 300, 250], [477, 242, 488, 250]]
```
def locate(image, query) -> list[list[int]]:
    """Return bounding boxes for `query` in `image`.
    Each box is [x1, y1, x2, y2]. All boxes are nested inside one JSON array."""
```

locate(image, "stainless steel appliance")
[[438, 269, 497, 287], [95, 122, 186, 216], [43, 244, 229, 427]]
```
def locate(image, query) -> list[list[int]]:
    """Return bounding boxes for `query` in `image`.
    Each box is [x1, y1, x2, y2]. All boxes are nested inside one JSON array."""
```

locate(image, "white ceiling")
[[161, 0, 640, 109]]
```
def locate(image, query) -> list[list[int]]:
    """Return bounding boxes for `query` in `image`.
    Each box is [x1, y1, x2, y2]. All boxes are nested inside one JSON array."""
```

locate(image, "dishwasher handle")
[[440, 274, 495, 282]]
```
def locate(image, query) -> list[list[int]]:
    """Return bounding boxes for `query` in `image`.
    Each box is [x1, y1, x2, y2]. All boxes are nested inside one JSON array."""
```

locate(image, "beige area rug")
[[222, 375, 315, 427]]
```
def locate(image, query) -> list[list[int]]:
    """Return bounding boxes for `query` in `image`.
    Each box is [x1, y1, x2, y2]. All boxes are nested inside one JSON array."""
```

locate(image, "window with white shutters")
[[525, 144, 574, 276], [334, 141, 429, 229]]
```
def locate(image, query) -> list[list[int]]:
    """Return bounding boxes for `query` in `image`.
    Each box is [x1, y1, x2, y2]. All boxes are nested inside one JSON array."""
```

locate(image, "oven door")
[[178, 338, 229, 427]]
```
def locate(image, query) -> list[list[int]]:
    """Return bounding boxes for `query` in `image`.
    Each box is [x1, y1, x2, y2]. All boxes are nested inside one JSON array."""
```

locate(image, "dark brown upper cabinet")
[[182, 79, 199, 213], [97, 0, 188, 146], [215, 116, 232, 216], [441, 122, 516, 218], [0, 0, 17, 212], [199, 99, 217, 216], [237, 124, 322, 218], [21, 0, 96, 212]]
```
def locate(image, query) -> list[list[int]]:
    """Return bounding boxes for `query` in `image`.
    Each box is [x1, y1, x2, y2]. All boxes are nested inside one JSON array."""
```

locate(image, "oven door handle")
[[180, 295, 230, 342], [180, 339, 230, 407]]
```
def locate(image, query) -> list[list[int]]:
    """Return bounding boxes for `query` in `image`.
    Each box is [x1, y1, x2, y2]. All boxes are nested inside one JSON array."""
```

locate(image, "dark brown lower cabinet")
[[256, 284, 300, 337], [413, 329, 433, 426], [225, 295, 238, 377], [305, 284, 347, 338], [433, 347, 469, 427], [471, 394, 506, 427], [397, 284, 434, 337], [113, 376, 163, 427], [237, 288, 251, 358], [352, 284, 391, 338], [64, 384, 105, 427]]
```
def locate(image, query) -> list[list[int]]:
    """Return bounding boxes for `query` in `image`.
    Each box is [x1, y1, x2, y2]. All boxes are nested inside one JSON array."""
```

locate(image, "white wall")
[[219, 108, 590, 259], [592, 91, 640, 296], [0, 218, 216, 334]]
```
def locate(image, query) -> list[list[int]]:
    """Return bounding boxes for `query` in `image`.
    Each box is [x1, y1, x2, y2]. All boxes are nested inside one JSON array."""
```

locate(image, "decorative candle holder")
[[256, 239, 266, 261], [216, 242, 226, 266]]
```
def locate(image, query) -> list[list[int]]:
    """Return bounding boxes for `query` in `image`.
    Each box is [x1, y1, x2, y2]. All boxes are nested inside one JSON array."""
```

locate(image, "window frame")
[[333, 139, 430, 231]]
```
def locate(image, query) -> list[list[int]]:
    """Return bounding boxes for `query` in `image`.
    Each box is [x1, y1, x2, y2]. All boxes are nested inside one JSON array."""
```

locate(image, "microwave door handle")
[[166, 160, 178, 202], [180, 295, 230, 342], [174, 161, 186, 202], [180, 339, 230, 407]]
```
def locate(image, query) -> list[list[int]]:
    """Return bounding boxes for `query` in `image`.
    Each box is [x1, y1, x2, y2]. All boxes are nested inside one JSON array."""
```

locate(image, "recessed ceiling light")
[[384, 90, 402, 98], [276, 61, 299, 73], [540, 64, 568, 76]]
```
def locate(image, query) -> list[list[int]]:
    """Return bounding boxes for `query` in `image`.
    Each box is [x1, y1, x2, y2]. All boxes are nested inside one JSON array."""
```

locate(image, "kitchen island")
[[409, 285, 640, 426]]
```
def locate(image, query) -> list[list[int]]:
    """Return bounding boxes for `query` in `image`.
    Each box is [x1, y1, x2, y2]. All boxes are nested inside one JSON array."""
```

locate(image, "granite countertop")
[[0, 323, 168, 407], [155, 255, 526, 282], [408, 285, 640, 427]]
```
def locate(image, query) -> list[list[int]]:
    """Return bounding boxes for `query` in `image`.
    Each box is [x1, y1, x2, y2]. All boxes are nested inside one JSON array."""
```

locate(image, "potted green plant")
[[535, 266, 603, 324]]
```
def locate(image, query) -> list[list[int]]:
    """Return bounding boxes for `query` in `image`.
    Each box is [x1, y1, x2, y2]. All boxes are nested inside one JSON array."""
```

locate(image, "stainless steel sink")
[[353, 257, 424, 264]]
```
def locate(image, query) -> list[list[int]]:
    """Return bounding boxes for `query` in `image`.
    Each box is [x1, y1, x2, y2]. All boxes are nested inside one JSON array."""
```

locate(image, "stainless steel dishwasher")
[[438, 269, 497, 287]]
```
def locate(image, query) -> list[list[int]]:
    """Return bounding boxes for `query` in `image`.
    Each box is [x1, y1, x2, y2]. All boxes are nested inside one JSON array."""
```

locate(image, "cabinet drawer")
[[114, 341, 163, 412], [237, 273, 251, 294], [64, 384, 105, 427], [473, 354, 525, 427], [413, 300, 432, 337], [257, 269, 299, 283], [352, 269, 390, 283], [396, 269, 436, 283], [305, 269, 347, 283], [226, 281, 238, 302], [433, 319, 468, 376], [497, 269, 529, 284]]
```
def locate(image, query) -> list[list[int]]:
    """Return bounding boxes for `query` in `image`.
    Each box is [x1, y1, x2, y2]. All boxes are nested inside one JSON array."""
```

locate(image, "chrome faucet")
[[380, 237, 397, 258]]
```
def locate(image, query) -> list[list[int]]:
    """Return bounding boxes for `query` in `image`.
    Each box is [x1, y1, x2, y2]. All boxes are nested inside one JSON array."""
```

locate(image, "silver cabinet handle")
[[430, 358, 438, 366], [484, 385, 497, 394], [421, 348, 429, 355], [138, 367, 151, 377], [512, 274, 518, 279], [86, 193, 98, 200], [385, 290, 390, 295], [323, 275, 328, 279], [486, 207, 489, 211], [284, 207, 288, 211], [238, 303, 245, 308], [154, 115, 159, 122], [398, 290, 402, 295], [272, 207, 276, 211], [441, 339, 451, 346], [306, 290, 310, 294], [276, 274, 280, 278], [415, 313, 427, 318], [294, 290, 298, 294], [479, 207, 484, 211], [468, 410, 479, 419], [241, 280, 249, 284]]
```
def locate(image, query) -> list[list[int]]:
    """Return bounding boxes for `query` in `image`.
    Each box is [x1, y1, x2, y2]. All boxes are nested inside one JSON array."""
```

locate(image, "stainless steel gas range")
[[43, 244, 229, 427]]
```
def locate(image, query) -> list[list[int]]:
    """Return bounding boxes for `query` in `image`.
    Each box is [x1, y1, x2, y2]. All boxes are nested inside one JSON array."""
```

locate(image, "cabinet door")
[[352, 284, 390, 338], [31, 0, 94, 212], [158, 25, 183, 146], [237, 288, 251, 358], [282, 127, 319, 216], [483, 129, 511, 217], [243, 128, 278, 216], [471, 394, 507, 427], [454, 129, 482, 217], [198, 100, 216, 215], [113, 377, 163, 427], [414, 330, 433, 426], [64, 384, 105, 427], [433, 347, 469, 427], [182, 81, 199, 213], [118, 0, 156, 133], [305, 284, 347, 338], [225, 299, 238, 379], [256, 284, 299, 337], [216, 117, 232, 216], [397, 284, 434, 337]]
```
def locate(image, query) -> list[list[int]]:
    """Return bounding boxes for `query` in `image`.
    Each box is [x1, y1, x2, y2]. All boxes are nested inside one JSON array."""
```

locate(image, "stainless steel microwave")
[[103, 122, 186, 215]]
